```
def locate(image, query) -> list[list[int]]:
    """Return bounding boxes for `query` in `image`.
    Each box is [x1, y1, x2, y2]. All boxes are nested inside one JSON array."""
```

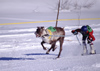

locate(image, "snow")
[[0, 0, 100, 71]]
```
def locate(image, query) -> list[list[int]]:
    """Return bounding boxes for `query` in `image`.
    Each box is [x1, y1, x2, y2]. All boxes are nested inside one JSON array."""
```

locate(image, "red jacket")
[[88, 30, 95, 41], [75, 29, 95, 41]]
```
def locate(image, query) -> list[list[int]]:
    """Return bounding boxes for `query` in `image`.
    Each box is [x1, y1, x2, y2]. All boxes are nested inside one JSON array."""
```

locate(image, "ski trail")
[[0, 17, 34, 21]]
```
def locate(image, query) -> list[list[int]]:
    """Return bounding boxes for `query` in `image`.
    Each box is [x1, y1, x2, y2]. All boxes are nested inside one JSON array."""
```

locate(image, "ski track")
[[0, 17, 35, 21]]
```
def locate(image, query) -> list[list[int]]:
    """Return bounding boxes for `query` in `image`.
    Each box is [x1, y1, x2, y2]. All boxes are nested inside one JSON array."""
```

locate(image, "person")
[[71, 25, 96, 55]]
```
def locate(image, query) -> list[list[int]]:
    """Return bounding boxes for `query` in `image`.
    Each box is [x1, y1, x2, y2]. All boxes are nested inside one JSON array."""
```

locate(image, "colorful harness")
[[46, 26, 56, 39]]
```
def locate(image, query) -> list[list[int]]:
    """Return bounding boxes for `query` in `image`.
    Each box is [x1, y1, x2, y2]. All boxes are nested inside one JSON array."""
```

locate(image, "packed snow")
[[0, 0, 100, 71]]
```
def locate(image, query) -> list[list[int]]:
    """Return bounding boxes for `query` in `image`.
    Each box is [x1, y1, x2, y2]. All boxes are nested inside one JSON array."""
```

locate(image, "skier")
[[71, 25, 96, 55]]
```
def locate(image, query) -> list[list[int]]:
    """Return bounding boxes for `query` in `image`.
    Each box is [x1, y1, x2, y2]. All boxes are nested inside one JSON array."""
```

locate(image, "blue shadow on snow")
[[25, 53, 57, 56], [0, 57, 35, 61]]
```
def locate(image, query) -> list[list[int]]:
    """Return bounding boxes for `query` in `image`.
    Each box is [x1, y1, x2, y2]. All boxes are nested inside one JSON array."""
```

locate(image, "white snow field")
[[0, 0, 100, 71]]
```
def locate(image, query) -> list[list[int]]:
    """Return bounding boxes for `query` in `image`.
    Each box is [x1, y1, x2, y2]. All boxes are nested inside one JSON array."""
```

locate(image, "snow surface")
[[0, 0, 100, 71]]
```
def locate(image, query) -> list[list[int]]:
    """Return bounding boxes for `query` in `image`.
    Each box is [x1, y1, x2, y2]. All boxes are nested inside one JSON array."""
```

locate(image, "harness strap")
[[47, 29, 52, 39]]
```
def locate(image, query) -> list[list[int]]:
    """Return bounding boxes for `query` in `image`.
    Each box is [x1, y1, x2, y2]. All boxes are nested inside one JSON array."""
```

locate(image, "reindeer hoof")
[[46, 52, 49, 54], [46, 51, 49, 54], [54, 57, 60, 59], [57, 57, 60, 58], [43, 47, 48, 50]]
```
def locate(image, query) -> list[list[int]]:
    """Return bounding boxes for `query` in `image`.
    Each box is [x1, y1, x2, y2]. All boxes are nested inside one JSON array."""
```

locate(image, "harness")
[[42, 26, 56, 40], [46, 29, 52, 39]]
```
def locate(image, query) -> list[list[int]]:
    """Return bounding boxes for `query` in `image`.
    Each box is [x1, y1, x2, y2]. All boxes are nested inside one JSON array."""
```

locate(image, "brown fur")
[[35, 27, 65, 58]]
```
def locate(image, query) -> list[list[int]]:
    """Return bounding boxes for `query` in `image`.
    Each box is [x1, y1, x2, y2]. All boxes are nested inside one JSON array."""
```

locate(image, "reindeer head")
[[35, 27, 45, 37]]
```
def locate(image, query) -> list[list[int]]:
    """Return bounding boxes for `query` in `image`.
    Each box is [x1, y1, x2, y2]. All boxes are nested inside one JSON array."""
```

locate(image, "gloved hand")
[[71, 30, 78, 35], [87, 38, 93, 44]]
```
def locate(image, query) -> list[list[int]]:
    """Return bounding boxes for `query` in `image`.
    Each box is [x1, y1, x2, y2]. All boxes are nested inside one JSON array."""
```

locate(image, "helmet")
[[81, 26, 87, 32]]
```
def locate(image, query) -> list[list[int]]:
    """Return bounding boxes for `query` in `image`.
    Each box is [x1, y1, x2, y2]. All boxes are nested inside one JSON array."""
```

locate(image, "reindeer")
[[35, 26, 65, 58]]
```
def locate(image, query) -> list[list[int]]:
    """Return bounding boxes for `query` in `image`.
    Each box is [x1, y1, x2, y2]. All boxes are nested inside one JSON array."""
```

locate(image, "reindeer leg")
[[46, 43, 56, 54], [41, 41, 47, 50], [57, 37, 64, 58], [46, 47, 52, 54], [52, 44, 57, 51]]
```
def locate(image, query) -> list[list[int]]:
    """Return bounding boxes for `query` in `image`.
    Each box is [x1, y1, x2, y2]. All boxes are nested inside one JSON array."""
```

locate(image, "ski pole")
[[76, 35, 81, 45]]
